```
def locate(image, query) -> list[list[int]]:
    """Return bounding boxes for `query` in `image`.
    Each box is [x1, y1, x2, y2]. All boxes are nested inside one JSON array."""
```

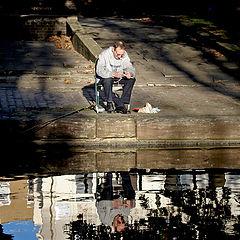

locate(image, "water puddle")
[[1, 167, 240, 239]]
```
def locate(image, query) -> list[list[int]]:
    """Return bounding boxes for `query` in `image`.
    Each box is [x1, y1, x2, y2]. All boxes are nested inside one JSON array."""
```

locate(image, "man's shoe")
[[106, 102, 114, 113], [115, 105, 127, 114], [124, 104, 131, 114]]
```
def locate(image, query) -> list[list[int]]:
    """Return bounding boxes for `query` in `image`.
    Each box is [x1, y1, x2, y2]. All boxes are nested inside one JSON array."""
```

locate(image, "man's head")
[[112, 41, 126, 59], [112, 215, 126, 233]]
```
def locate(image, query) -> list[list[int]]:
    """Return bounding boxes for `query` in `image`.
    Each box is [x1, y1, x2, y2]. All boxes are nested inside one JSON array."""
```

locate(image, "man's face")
[[113, 215, 126, 232], [113, 47, 125, 59]]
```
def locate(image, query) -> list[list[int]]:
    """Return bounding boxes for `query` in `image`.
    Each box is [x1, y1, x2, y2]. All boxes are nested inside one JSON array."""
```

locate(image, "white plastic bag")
[[138, 103, 160, 113]]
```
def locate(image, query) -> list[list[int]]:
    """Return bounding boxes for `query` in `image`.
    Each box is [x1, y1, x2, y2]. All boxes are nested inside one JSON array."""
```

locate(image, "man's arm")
[[123, 53, 136, 78], [96, 54, 113, 78]]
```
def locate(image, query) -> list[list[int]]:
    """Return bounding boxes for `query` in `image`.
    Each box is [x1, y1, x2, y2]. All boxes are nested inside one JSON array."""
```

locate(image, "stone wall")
[[0, 15, 68, 40], [21, 16, 67, 40], [66, 17, 102, 62], [24, 115, 240, 148]]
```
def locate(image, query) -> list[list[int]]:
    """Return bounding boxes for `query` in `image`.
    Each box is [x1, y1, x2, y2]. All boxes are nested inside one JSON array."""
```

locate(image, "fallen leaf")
[[64, 79, 72, 84], [139, 17, 152, 23], [47, 35, 74, 50], [209, 49, 224, 57]]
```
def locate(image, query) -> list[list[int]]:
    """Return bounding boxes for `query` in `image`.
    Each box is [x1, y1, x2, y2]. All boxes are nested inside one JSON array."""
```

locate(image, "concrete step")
[[0, 74, 95, 90], [3, 114, 240, 148]]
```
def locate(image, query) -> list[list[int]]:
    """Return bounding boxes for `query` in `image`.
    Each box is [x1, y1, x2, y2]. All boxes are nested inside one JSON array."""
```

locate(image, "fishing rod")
[[23, 105, 95, 134]]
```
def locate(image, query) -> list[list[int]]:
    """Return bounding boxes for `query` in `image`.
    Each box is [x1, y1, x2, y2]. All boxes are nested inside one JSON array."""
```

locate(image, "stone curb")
[[4, 115, 240, 147], [66, 17, 102, 62]]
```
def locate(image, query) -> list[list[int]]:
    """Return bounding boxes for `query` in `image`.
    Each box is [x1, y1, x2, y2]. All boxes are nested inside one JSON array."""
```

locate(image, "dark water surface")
[[1, 147, 240, 239]]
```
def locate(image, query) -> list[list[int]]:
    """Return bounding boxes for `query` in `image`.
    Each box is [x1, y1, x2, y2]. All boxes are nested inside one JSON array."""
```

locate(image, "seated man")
[[96, 41, 136, 114]]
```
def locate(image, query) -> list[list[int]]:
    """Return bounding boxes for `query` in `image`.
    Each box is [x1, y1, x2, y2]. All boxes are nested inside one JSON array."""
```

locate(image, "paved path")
[[0, 41, 95, 119], [79, 17, 240, 117], [1, 17, 240, 146], [1, 18, 240, 120]]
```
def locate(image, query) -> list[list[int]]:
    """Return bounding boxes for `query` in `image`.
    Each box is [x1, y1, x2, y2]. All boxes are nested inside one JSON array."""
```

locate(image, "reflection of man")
[[112, 215, 126, 233], [97, 172, 135, 232]]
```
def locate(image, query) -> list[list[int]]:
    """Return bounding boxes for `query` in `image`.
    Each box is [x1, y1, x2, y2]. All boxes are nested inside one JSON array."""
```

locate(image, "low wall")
[[66, 17, 102, 62], [22, 15, 67, 40], [0, 14, 68, 40], [35, 115, 240, 147], [0, 14, 101, 57], [4, 115, 240, 148]]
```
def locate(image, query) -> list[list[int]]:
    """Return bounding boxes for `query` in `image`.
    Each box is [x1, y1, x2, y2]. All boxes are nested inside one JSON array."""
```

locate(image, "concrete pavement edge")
[[67, 16, 102, 62]]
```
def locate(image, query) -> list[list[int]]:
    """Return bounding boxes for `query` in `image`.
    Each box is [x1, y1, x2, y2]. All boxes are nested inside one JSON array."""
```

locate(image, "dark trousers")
[[100, 77, 136, 107], [100, 172, 135, 200]]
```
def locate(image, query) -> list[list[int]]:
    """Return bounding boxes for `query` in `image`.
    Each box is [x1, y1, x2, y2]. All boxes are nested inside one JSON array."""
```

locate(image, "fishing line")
[[23, 105, 95, 134]]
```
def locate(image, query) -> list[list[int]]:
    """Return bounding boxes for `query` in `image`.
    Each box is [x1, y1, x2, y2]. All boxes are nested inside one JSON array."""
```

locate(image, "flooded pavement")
[[1, 148, 240, 239]]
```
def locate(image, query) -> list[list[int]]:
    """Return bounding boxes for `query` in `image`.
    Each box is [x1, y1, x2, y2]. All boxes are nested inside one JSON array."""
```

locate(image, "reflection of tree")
[[0, 225, 13, 240], [66, 214, 122, 239], [139, 170, 240, 239], [66, 170, 240, 239], [66, 214, 168, 239], [154, 171, 240, 239]]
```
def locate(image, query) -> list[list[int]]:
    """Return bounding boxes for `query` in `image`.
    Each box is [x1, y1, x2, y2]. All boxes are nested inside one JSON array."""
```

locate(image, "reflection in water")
[[0, 170, 240, 239], [96, 172, 135, 233]]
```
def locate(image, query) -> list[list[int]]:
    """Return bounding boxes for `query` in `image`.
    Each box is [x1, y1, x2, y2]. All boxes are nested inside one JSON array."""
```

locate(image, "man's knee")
[[127, 78, 136, 85], [125, 77, 136, 87], [101, 78, 113, 87], [131, 77, 136, 84]]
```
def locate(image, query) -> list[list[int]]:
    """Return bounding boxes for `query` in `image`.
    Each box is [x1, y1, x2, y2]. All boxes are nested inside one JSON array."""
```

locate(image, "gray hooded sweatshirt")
[[97, 200, 131, 227], [96, 46, 136, 79]]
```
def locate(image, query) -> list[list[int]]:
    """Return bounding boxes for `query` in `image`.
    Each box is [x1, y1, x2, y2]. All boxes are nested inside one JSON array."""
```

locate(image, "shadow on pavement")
[[0, 41, 83, 177]]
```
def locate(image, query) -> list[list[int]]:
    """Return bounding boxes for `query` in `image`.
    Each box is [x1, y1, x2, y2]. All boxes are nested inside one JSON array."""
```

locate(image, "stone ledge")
[[67, 18, 102, 62], [35, 118, 96, 139], [97, 117, 136, 138], [2, 115, 240, 147], [136, 117, 240, 141]]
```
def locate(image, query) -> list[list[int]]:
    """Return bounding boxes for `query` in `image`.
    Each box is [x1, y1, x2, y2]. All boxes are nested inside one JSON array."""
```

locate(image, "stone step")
[[0, 68, 94, 76], [3, 115, 240, 148], [0, 73, 95, 82]]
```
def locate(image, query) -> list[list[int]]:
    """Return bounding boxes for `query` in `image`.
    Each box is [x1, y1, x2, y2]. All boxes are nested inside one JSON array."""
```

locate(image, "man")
[[96, 172, 135, 232], [96, 41, 136, 113]]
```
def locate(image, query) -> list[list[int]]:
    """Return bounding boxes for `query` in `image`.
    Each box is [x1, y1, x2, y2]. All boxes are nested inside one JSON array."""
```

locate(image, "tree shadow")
[[78, 16, 240, 144], [0, 40, 88, 177], [1, 0, 76, 14], [154, 16, 240, 74], [82, 17, 240, 101]]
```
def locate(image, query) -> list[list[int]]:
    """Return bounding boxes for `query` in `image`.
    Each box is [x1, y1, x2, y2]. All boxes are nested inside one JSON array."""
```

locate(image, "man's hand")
[[124, 72, 133, 79], [112, 72, 124, 78], [112, 200, 123, 208], [112, 72, 133, 79]]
